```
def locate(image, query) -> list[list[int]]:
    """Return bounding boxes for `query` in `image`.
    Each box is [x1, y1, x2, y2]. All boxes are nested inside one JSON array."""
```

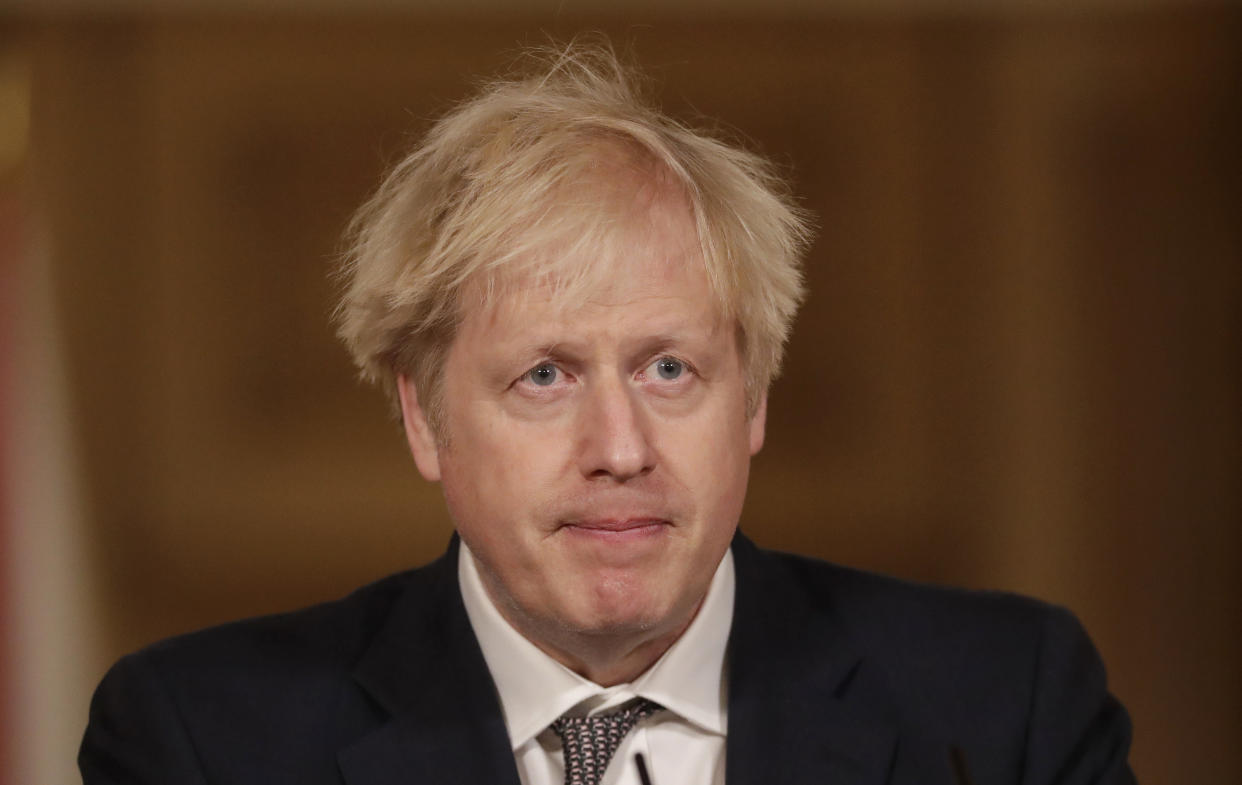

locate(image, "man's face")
[[398, 190, 765, 664]]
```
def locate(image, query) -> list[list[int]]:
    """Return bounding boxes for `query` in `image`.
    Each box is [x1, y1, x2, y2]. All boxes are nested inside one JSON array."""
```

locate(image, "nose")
[[576, 376, 656, 482]]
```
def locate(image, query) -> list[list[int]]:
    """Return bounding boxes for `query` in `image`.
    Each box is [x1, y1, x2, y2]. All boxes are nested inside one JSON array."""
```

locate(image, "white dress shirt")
[[458, 542, 735, 785]]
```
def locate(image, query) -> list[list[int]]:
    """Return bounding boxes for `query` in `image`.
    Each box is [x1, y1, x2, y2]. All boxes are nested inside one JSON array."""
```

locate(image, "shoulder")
[[80, 558, 447, 784], [755, 546, 1097, 692], [735, 539, 1080, 712], [744, 540, 1060, 648], [737, 541, 1134, 783], [128, 562, 430, 683]]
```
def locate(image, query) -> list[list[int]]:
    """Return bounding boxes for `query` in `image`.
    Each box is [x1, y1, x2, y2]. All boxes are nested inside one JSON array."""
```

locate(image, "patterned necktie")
[[550, 698, 662, 785]]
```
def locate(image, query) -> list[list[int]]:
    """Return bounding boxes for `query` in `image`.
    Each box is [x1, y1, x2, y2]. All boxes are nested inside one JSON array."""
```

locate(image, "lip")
[[560, 518, 670, 540], [566, 517, 667, 531]]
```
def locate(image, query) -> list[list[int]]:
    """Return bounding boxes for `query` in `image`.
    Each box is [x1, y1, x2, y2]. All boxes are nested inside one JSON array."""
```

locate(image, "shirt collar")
[[458, 541, 734, 750]]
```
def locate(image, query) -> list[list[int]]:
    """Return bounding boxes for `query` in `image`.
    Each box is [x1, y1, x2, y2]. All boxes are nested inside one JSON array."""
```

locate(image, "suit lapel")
[[334, 534, 906, 785], [726, 534, 899, 785], [338, 538, 521, 785]]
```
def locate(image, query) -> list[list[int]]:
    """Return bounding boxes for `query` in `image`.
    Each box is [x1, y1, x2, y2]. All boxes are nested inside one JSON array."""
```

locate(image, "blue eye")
[[527, 364, 558, 386], [654, 357, 683, 380]]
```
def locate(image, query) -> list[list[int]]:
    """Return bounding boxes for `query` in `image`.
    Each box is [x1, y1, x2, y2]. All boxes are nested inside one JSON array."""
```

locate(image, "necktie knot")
[[550, 698, 662, 785]]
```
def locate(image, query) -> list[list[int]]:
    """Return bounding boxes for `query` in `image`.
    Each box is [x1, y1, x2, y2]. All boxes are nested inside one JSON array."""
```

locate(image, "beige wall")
[[7, 8, 1240, 784]]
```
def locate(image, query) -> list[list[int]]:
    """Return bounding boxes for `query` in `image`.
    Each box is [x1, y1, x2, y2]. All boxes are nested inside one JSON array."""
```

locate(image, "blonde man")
[[81, 42, 1134, 785]]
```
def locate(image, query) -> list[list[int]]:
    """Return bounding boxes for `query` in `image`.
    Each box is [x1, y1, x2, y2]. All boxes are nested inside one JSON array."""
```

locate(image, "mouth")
[[560, 518, 670, 540]]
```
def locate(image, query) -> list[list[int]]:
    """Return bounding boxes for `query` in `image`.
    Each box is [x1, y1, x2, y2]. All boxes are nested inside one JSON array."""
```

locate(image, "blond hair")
[[337, 40, 811, 433]]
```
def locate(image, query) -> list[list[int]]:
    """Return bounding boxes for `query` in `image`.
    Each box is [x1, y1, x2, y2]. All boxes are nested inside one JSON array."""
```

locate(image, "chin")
[[562, 614, 666, 648], [563, 587, 682, 638]]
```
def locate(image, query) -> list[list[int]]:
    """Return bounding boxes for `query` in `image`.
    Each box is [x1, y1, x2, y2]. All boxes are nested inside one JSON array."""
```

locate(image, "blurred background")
[[1, 2, 1238, 783]]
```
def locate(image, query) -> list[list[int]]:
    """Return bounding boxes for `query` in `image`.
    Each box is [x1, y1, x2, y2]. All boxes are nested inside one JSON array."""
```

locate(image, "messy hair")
[[336, 39, 811, 433]]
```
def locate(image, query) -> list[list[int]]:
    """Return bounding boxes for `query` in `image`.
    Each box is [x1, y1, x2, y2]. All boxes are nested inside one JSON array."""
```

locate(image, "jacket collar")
[[339, 536, 522, 785], [726, 532, 900, 785], [337, 532, 901, 785]]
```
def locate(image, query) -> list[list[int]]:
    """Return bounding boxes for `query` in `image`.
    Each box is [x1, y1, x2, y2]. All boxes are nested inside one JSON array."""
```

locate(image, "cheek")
[[687, 418, 754, 517], [675, 400, 752, 467], [438, 418, 564, 532]]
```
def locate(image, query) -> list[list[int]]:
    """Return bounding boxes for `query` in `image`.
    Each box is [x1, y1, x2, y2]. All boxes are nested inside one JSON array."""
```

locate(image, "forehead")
[[470, 259, 723, 346], [460, 166, 722, 328]]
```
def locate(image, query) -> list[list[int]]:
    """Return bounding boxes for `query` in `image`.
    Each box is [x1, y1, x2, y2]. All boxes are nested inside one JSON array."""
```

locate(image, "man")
[[80, 43, 1135, 785]]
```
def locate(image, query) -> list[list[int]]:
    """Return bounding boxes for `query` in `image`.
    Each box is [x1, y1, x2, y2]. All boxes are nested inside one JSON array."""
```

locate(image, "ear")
[[748, 390, 767, 456], [396, 374, 442, 482]]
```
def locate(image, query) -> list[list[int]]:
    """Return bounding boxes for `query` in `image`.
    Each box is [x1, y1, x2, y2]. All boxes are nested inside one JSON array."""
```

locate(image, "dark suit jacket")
[[79, 534, 1135, 784]]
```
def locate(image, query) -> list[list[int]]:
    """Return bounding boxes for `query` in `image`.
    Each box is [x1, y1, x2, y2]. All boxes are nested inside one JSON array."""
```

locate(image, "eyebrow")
[[539, 330, 722, 361]]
